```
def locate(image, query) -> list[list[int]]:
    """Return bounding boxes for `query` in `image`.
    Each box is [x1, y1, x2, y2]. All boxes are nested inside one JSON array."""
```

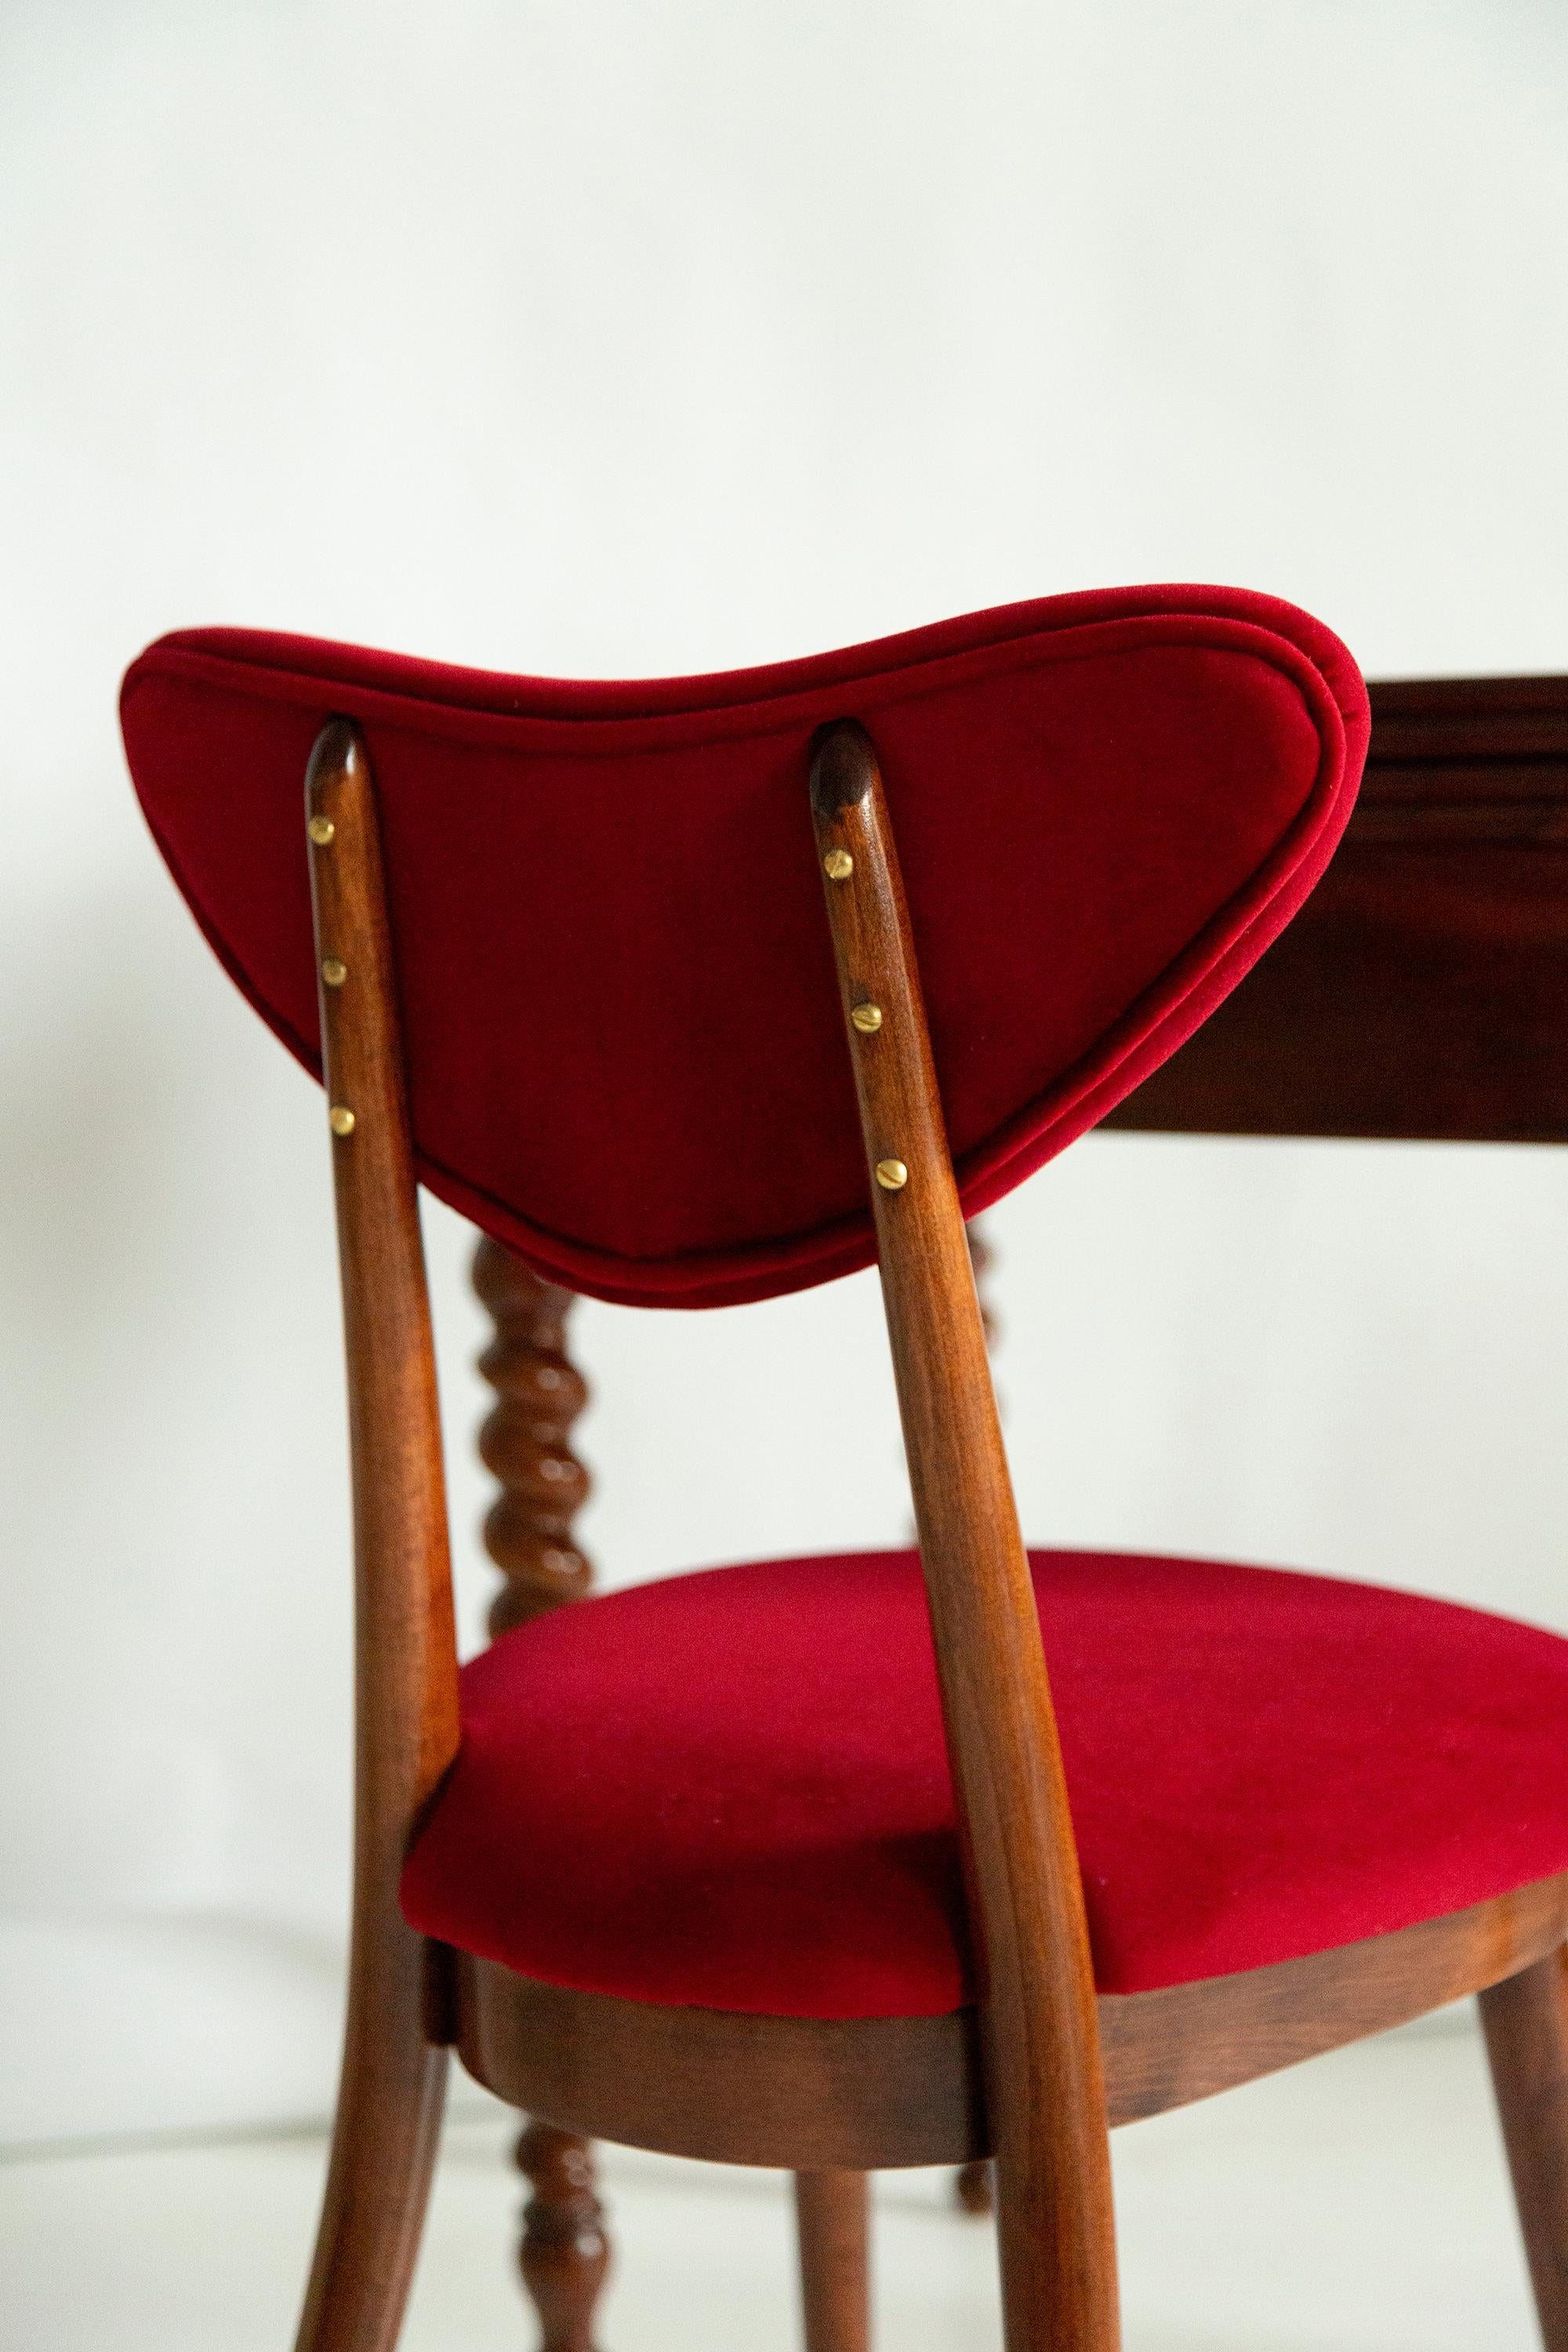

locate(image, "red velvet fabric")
[[400, 1548, 1568, 2016], [120, 587, 1369, 1307]]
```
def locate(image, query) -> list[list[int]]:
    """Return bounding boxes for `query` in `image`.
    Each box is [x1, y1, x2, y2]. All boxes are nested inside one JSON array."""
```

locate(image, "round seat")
[[400, 1547, 1568, 2018]]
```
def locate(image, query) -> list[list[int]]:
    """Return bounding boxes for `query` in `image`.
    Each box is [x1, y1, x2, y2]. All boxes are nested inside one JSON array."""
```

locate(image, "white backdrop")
[[2, 0, 1566, 2146]]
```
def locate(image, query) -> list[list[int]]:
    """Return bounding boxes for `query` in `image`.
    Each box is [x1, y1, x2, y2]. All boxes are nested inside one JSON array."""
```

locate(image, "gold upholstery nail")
[[328, 1105, 356, 1136], [822, 848, 853, 880], [850, 1002, 883, 1033], [308, 816, 336, 846], [875, 1159, 908, 1190], [321, 958, 347, 988]]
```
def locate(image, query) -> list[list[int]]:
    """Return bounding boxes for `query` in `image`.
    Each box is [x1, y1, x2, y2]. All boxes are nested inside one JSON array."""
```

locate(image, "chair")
[[119, 592, 1568, 2352], [459, 661, 1568, 2274]]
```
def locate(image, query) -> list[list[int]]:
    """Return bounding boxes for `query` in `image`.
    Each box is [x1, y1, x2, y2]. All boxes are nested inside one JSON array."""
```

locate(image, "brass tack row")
[[818, 825, 903, 1189], [313, 815, 349, 1128]]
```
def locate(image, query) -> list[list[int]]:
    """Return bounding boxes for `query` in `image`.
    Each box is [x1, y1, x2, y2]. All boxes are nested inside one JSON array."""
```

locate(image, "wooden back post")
[[810, 720, 1119, 2352], [296, 720, 461, 2352]]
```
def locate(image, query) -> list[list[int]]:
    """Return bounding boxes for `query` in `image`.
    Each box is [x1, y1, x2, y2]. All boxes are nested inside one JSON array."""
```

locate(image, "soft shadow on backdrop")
[[2, 0, 1566, 2144]]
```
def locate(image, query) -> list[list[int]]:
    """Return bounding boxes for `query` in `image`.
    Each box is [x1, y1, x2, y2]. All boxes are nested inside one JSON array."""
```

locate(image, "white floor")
[[0, 2020, 1537, 2352]]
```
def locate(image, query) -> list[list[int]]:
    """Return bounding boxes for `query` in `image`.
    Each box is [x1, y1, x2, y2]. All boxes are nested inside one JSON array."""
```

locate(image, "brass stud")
[[321, 958, 347, 989], [328, 1105, 356, 1137], [308, 815, 336, 846], [850, 1002, 883, 1033], [875, 1158, 908, 1191], [822, 848, 854, 881]]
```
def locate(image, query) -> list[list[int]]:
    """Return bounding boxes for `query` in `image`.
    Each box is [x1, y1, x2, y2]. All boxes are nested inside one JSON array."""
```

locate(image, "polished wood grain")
[[294, 720, 460, 2352], [455, 1952, 983, 2169], [455, 1872, 1568, 2173], [1105, 675, 1568, 1143], [470, 1236, 608, 2352], [470, 1235, 607, 2352], [1481, 1946, 1568, 2350], [473, 1239, 593, 1635], [1111, 1875, 1568, 2125], [955, 1219, 999, 2219], [794, 2172, 870, 2352], [810, 720, 1118, 2352], [514, 2121, 609, 2352]]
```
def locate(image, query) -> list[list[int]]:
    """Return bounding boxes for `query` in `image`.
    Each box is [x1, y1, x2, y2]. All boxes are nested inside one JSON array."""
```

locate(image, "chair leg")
[[293, 1929, 448, 2352], [473, 1243, 612, 2352], [991, 2143, 1120, 2352], [517, 2123, 609, 2352], [794, 2169, 870, 2352], [1481, 1947, 1568, 2351]]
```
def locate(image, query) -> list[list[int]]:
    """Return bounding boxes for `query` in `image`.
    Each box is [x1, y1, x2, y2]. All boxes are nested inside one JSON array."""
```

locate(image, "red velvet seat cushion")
[[400, 1548, 1568, 2017], [120, 586, 1368, 1307]]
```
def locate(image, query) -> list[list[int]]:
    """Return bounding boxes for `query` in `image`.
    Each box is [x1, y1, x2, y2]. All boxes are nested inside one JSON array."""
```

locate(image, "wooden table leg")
[[474, 1236, 608, 2351]]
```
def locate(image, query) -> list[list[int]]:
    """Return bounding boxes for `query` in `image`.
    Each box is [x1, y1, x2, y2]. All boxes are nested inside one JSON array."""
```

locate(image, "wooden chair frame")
[[293, 696, 1568, 2352]]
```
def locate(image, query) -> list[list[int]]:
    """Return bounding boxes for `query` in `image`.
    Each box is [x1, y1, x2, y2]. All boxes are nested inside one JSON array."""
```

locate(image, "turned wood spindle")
[[516, 2120, 610, 2352], [473, 1235, 608, 2350], [474, 1233, 594, 1638]]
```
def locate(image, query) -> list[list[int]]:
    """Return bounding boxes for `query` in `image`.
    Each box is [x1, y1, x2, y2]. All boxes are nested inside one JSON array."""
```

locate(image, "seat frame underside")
[[449, 1867, 1568, 2171]]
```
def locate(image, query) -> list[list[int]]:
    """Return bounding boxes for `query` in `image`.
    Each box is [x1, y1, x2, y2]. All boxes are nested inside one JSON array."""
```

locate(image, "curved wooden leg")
[[991, 2138, 1120, 2352], [794, 2170, 870, 2352], [517, 2123, 609, 2352], [293, 1928, 447, 2352], [1481, 1947, 1568, 2350]]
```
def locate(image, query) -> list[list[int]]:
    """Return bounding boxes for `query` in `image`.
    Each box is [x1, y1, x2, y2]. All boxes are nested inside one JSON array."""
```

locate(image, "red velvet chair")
[[121, 593, 1568, 2352]]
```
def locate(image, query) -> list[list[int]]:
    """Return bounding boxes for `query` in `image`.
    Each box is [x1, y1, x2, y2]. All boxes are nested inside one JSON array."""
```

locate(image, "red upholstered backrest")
[[121, 586, 1368, 1308]]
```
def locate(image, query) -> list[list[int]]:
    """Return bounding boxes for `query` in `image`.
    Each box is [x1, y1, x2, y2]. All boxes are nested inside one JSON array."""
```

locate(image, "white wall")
[[2, 0, 1566, 2144]]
